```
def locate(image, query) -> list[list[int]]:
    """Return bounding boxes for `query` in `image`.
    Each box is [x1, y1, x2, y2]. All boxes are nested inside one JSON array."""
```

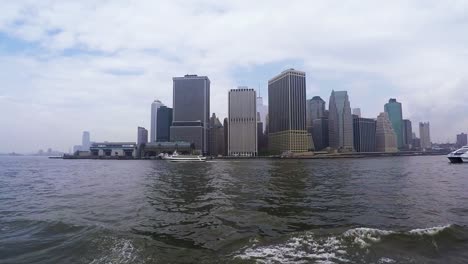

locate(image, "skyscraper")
[[353, 116, 376, 152], [402, 119, 413, 150], [170, 75, 210, 154], [150, 100, 164, 142], [456, 133, 467, 148], [312, 114, 329, 151], [419, 122, 431, 150], [156, 106, 173, 142], [223, 118, 229, 156], [256, 96, 268, 132], [328, 90, 353, 152], [82, 131, 91, 150], [209, 113, 225, 156], [268, 69, 310, 154], [352, 108, 361, 117], [306, 96, 326, 128], [228, 87, 257, 156], [137, 127, 148, 145], [384, 99, 403, 149], [376, 112, 398, 152]]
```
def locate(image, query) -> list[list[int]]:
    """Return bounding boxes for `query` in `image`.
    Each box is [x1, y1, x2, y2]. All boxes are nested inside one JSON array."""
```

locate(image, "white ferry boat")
[[162, 151, 206, 162], [447, 146, 468, 163]]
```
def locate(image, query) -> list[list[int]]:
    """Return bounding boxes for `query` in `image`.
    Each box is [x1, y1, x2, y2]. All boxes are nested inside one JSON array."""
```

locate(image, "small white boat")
[[447, 146, 468, 163], [163, 151, 206, 162]]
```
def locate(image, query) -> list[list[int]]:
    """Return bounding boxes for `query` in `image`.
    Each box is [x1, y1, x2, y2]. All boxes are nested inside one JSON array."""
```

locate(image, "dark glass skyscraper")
[[384, 98, 403, 149], [328, 90, 353, 151], [402, 119, 413, 150], [156, 106, 173, 142], [353, 116, 376, 152], [268, 69, 309, 154], [306, 96, 326, 128], [170, 75, 210, 154]]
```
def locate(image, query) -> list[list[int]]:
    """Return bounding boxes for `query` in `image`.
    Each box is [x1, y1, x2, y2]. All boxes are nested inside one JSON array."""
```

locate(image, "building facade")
[[376, 112, 398, 152], [268, 69, 310, 154], [90, 142, 137, 157], [150, 100, 164, 142], [384, 98, 403, 149], [353, 116, 376, 152], [419, 122, 431, 150], [402, 119, 413, 150], [306, 96, 326, 128], [312, 116, 329, 151], [328, 90, 354, 152], [228, 87, 257, 156], [156, 106, 173, 142], [256, 96, 268, 132], [456, 133, 468, 148], [170, 75, 210, 155], [137, 127, 148, 145], [352, 108, 361, 117], [82, 131, 91, 150], [209, 113, 225, 156]]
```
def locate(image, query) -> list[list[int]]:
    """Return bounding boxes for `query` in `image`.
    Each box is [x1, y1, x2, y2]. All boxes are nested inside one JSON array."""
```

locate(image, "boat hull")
[[448, 157, 464, 163]]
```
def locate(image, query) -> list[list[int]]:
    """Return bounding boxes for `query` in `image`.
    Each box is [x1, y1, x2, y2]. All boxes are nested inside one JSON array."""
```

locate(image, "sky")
[[1, 0, 468, 153]]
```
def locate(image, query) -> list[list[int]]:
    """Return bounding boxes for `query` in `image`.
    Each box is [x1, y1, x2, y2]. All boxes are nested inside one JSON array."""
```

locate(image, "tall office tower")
[[402, 119, 413, 150], [312, 116, 329, 151], [268, 69, 310, 154], [328, 90, 354, 152], [223, 118, 228, 156], [228, 87, 257, 156], [137, 127, 148, 145], [256, 96, 268, 132], [376, 112, 398, 152], [419, 122, 431, 150], [170, 74, 210, 154], [352, 108, 362, 118], [306, 96, 326, 128], [353, 116, 376, 152], [82, 131, 91, 150], [156, 106, 173, 142], [209, 113, 225, 156], [456, 133, 467, 148], [150, 100, 164, 142], [384, 98, 403, 149]]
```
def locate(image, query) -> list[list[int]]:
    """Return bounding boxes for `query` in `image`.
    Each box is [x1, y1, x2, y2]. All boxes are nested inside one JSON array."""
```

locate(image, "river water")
[[1, 156, 468, 263]]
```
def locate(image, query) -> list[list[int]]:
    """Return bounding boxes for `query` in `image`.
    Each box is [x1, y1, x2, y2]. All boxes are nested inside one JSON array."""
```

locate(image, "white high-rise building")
[[256, 96, 268, 132], [150, 100, 164, 143], [82, 131, 91, 150], [419, 122, 431, 150], [228, 87, 257, 156], [376, 112, 398, 152], [352, 108, 361, 117]]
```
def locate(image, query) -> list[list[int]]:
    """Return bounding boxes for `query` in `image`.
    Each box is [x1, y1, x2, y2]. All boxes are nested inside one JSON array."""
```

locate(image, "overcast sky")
[[1, 0, 467, 153]]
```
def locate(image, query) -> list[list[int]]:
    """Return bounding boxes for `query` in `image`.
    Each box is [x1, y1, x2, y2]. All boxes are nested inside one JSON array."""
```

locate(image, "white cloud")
[[0, 0, 467, 152]]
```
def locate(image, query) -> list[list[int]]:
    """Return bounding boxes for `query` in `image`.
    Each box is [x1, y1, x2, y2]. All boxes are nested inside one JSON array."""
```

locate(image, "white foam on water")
[[408, 224, 452, 236], [343, 228, 394, 248], [378, 257, 396, 263], [90, 238, 140, 264], [236, 233, 350, 264]]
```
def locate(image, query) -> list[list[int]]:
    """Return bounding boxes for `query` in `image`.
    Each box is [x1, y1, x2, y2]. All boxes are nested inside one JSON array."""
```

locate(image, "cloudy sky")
[[1, 0, 467, 153]]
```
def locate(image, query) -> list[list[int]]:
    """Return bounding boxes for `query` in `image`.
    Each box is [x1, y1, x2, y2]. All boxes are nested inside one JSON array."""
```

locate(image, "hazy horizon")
[[1, 1, 468, 153]]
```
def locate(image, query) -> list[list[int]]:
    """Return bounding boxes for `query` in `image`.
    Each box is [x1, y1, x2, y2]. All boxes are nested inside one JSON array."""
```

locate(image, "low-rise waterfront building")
[[90, 142, 137, 157]]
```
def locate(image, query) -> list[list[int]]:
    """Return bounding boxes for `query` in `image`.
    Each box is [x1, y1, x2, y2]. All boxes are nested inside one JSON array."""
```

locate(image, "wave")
[[235, 224, 461, 263]]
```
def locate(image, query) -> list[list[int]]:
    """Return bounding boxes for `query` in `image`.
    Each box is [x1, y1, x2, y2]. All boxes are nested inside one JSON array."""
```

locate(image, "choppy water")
[[1, 156, 468, 263]]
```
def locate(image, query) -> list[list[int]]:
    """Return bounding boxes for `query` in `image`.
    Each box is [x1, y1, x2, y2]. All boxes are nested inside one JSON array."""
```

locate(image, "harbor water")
[[1, 156, 468, 263]]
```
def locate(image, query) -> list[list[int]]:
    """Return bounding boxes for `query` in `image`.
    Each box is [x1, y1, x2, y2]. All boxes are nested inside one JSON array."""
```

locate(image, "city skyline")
[[1, 1, 468, 152]]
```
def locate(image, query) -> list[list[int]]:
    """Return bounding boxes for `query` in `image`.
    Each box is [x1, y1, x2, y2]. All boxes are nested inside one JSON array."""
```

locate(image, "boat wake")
[[235, 224, 461, 263]]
